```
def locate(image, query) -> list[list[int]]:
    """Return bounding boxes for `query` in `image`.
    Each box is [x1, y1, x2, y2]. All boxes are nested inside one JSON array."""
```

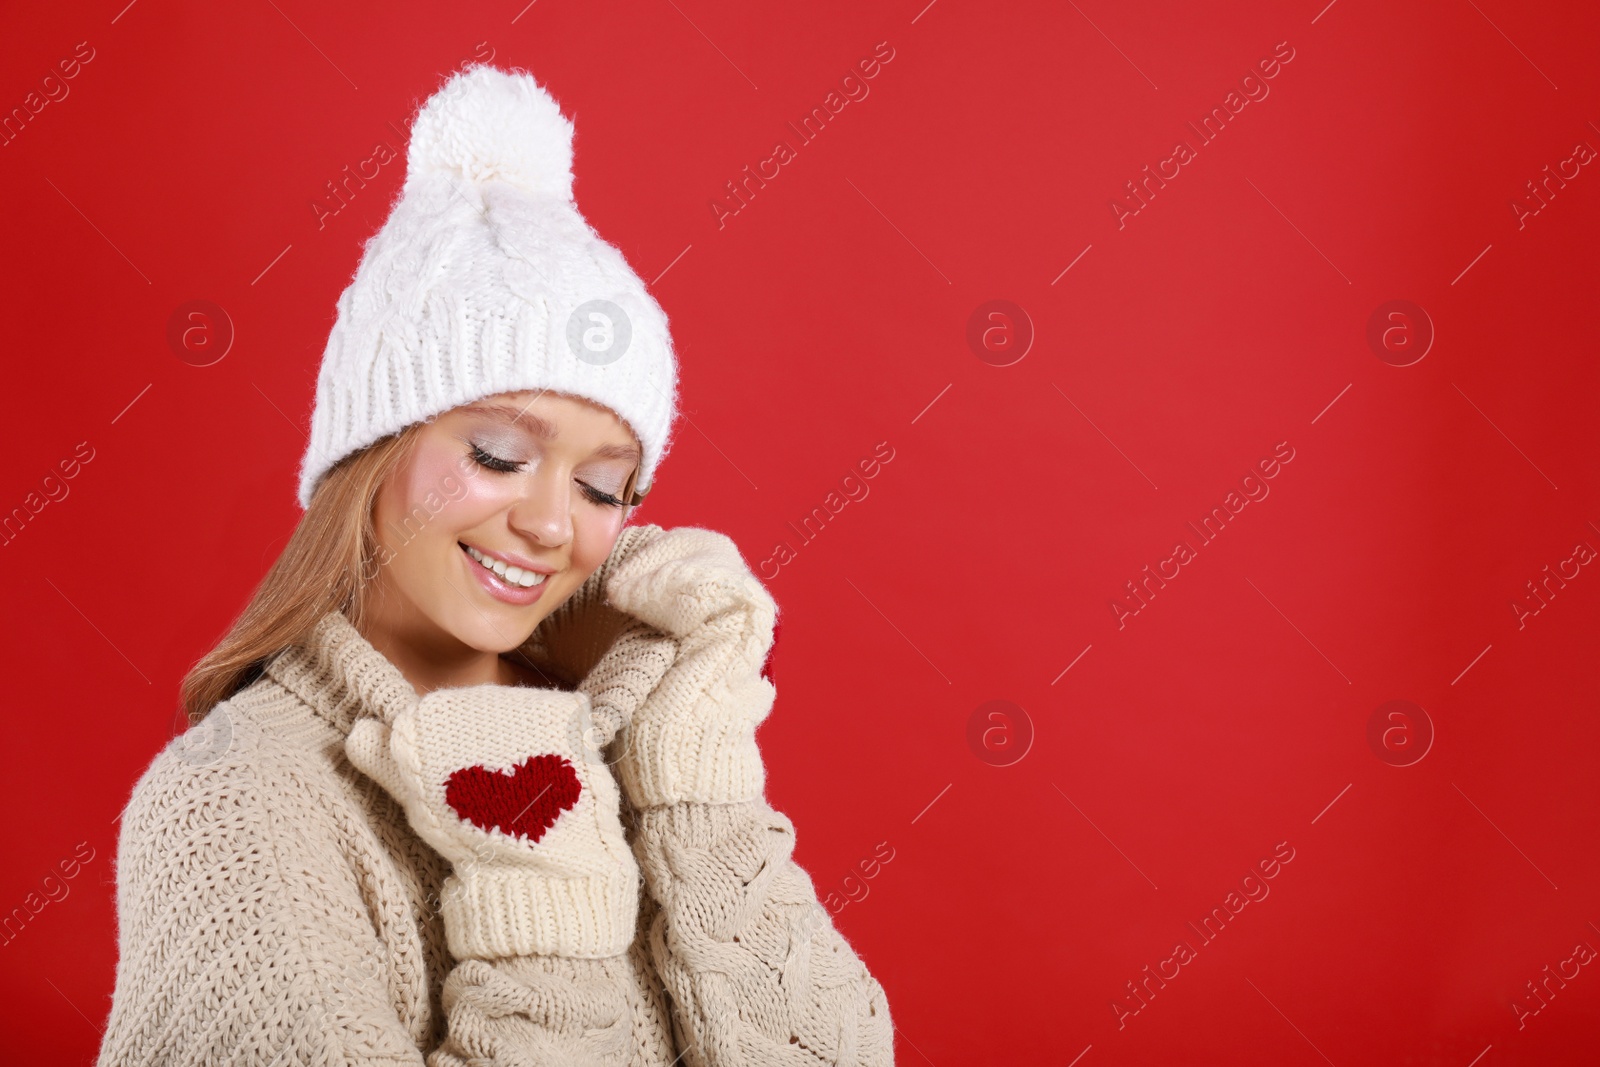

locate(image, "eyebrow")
[[462, 401, 642, 462]]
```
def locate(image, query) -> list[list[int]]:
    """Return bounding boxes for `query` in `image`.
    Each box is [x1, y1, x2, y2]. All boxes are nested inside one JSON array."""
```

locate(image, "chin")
[[481, 612, 544, 652]]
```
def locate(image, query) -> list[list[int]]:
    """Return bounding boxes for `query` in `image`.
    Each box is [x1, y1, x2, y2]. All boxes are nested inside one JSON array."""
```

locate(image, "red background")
[[3, 1, 1598, 1063]]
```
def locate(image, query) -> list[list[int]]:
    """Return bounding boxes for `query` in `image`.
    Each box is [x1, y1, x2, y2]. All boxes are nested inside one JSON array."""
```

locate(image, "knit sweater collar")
[[263, 610, 422, 737]]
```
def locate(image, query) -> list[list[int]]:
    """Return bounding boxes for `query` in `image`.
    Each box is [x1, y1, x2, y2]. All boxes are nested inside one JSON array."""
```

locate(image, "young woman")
[[94, 64, 894, 1067]]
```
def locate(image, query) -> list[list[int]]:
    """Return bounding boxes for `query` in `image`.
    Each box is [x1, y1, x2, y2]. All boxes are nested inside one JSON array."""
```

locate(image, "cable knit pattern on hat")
[[297, 63, 679, 509]]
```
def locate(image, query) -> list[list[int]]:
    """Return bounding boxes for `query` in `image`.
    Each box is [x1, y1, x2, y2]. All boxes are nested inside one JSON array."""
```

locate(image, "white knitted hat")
[[297, 63, 679, 510]]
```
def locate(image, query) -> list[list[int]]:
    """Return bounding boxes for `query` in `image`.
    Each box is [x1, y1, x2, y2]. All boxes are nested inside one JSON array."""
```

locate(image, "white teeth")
[[464, 545, 547, 588]]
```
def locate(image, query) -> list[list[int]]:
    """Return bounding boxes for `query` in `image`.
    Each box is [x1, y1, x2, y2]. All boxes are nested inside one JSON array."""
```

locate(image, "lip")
[[459, 541, 556, 606]]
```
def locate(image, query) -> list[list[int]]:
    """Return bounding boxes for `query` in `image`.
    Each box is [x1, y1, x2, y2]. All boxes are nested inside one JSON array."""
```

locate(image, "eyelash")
[[467, 443, 626, 508]]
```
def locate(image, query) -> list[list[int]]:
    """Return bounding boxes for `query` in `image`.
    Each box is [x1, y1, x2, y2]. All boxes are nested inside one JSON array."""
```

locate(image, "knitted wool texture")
[[96, 545, 894, 1065], [584, 526, 893, 1064], [344, 680, 641, 961], [298, 63, 679, 509], [602, 526, 782, 809]]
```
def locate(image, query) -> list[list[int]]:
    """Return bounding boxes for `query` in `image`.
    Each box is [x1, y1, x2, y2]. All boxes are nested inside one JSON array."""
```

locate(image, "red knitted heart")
[[444, 754, 582, 844]]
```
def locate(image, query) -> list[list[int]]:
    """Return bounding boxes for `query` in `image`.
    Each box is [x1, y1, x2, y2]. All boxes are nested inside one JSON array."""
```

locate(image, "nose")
[[505, 463, 574, 549]]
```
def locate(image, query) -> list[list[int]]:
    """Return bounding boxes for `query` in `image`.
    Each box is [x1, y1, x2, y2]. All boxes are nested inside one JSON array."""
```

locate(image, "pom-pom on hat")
[[296, 63, 679, 510]]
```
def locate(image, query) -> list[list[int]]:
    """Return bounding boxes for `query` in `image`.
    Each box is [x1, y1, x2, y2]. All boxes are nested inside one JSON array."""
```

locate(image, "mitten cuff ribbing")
[[440, 864, 639, 960], [616, 677, 772, 808]]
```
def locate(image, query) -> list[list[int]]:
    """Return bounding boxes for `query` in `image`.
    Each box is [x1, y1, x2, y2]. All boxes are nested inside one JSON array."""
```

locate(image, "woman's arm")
[[593, 526, 898, 1066], [427, 951, 666, 1067], [344, 681, 675, 1067], [627, 798, 896, 1066]]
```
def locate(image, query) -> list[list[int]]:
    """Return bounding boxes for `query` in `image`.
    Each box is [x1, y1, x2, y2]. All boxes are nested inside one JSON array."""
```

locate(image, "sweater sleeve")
[[426, 952, 664, 1067], [627, 798, 896, 1066], [95, 724, 672, 1067], [424, 885, 675, 1067]]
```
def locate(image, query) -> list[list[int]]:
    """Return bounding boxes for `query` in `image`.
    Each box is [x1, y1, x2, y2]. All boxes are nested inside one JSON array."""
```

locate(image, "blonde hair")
[[178, 426, 425, 725]]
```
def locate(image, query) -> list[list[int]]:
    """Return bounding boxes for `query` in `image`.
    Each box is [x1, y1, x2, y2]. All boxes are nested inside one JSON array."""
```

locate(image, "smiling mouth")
[[459, 542, 549, 588]]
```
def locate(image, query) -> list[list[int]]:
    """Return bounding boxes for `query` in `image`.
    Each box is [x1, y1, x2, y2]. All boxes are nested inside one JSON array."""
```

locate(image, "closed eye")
[[583, 485, 626, 508], [469, 442, 520, 473], [468, 443, 626, 509]]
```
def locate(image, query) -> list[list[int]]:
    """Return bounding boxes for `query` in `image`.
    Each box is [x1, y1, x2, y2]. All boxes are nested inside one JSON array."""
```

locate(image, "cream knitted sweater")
[[96, 590, 893, 1063]]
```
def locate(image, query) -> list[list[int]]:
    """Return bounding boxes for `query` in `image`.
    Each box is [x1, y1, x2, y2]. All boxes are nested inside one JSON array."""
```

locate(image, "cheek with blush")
[[399, 445, 509, 535], [564, 510, 627, 587], [376, 442, 501, 586]]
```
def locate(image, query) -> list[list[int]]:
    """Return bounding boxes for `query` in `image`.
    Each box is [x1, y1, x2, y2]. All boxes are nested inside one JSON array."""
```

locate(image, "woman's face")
[[365, 389, 641, 659]]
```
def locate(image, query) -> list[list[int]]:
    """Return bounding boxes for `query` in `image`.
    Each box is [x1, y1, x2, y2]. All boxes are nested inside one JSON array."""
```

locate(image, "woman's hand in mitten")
[[344, 682, 640, 961], [599, 526, 780, 809], [511, 523, 672, 692], [576, 615, 679, 754]]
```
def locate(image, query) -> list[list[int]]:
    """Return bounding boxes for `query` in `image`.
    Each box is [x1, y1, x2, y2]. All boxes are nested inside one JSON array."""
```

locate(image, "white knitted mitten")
[[515, 522, 682, 745], [514, 523, 670, 694], [601, 527, 780, 809], [345, 683, 640, 961]]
